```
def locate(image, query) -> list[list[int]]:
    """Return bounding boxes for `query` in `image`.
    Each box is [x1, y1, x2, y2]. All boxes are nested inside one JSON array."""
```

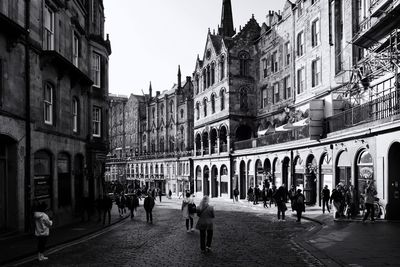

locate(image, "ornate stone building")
[[0, 0, 111, 232]]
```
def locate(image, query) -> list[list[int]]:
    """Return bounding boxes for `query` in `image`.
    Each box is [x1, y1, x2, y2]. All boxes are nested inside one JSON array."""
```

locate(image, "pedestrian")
[[273, 184, 288, 221], [118, 194, 127, 217], [363, 180, 377, 222], [233, 187, 239, 202], [144, 192, 155, 223], [321, 185, 331, 214], [247, 186, 254, 202], [262, 186, 268, 208], [34, 202, 53, 261], [254, 185, 260, 205], [289, 185, 297, 211], [196, 196, 215, 253], [345, 184, 356, 219], [151, 188, 156, 199], [330, 184, 344, 219], [182, 192, 196, 232], [158, 188, 162, 202], [270, 185, 277, 207], [103, 194, 113, 225], [294, 189, 306, 222], [168, 189, 172, 199]]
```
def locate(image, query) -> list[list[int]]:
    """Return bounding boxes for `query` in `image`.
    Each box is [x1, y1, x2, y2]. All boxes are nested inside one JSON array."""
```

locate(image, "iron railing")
[[327, 90, 400, 133], [234, 125, 310, 150]]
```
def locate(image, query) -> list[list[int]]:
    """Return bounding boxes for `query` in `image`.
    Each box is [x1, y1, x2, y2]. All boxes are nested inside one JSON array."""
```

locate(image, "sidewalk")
[[0, 205, 128, 265]]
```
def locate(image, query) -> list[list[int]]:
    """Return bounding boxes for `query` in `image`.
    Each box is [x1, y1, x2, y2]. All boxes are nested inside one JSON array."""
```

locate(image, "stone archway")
[[239, 161, 246, 199], [211, 165, 218, 198], [203, 166, 210, 196]]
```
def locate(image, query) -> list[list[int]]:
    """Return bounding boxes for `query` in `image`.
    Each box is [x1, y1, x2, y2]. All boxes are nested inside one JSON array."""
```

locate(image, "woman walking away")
[[363, 180, 377, 223], [196, 196, 215, 253], [168, 189, 172, 199], [182, 192, 196, 232], [294, 189, 306, 222], [34, 202, 53, 261]]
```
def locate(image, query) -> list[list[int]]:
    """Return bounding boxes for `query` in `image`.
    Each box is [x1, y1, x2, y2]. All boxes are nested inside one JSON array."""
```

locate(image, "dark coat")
[[196, 205, 215, 230], [322, 188, 331, 201], [143, 196, 155, 211], [294, 193, 306, 212]]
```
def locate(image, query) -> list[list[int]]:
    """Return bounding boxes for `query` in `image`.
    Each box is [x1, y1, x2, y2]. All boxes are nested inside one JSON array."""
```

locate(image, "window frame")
[[312, 58, 321, 87], [73, 33, 79, 67], [297, 31, 304, 57], [311, 18, 320, 47], [284, 76, 291, 99], [273, 82, 280, 104], [72, 98, 79, 133], [285, 42, 291, 66], [44, 5, 55, 50], [92, 106, 102, 137], [44, 83, 53, 125], [297, 68, 305, 94], [92, 52, 101, 87]]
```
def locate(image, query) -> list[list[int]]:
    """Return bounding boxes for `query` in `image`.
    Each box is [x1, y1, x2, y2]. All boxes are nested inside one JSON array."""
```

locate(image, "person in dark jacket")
[[233, 187, 239, 202], [294, 189, 306, 222], [196, 196, 215, 253], [321, 185, 331, 214], [247, 186, 254, 202], [168, 189, 172, 199], [144, 193, 155, 223], [158, 188, 162, 202], [289, 185, 297, 211], [254, 186, 260, 205], [103, 194, 113, 225], [273, 185, 288, 221], [262, 186, 269, 208], [330, 184, 344, 218]]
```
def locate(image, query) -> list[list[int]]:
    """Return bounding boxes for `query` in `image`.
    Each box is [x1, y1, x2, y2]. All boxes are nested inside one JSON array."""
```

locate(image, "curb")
[[1, 215, 129, 266]]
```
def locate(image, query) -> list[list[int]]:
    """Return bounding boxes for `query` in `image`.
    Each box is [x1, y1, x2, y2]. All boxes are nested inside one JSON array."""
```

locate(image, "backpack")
[[188, 202, 197, 214]]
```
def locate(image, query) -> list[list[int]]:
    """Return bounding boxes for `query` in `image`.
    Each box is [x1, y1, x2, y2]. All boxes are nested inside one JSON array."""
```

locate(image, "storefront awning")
[[292, 118, 310, 128], [275, 124, 291, 132]]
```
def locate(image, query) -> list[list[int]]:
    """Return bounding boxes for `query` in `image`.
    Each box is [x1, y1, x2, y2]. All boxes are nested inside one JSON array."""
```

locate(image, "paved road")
[[21, 198, 323, 267]]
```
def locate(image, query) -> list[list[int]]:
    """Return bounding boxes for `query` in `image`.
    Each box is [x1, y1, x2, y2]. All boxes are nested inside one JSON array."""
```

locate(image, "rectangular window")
[[262, 59, 267, 78], [298, 1, 304, 17], [44, 5, 54, 50], [261, 87, 268, 108], [311, 19, 320, 47], [273, 83, 280, 104], [312, 58, 321, 87], [73, 34, 79, 67], [285, 42, 290, 66], [93, 106, 101, 137], [297, 68, 305, 94], [92, 53, 101, 87], [297, 31, 304, 57], [271, 51, 278, 73], [73, 99, 78, 132], [284, 76, 291, 99], [44, 84, 53, 125]]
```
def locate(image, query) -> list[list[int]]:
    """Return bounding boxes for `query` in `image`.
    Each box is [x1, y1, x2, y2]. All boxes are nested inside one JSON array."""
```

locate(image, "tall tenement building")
[[106, 0, 400, 220], [0, 0, 111, 232]]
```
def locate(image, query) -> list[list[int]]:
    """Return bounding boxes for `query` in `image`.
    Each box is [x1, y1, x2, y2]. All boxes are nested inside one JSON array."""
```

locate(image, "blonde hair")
[[199, 195, 209, 210]]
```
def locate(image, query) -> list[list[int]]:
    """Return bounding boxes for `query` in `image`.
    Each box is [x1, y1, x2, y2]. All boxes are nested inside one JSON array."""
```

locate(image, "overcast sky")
[[104, 0, 287, 96]]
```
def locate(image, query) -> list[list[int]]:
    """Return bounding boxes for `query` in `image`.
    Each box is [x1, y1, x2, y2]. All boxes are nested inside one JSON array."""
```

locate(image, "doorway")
[[239, 161, 246, 199], [211, 165, 218, 198], [203, 166, 210, 196], [388, 142, 400, 219]]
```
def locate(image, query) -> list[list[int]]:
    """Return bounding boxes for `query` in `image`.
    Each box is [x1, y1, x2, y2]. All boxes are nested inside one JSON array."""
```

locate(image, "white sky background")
[[104, 0, 287, 96]]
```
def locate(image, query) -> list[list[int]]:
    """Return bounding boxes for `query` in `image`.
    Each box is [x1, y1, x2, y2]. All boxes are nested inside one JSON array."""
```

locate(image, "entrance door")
[[239, 161, 246, 199], [74, 155, 84, 213], [282, 157, 290, 187], [388, 142, 400, 219], [0, 158, 6, 230], [203, 167, 210, 196]]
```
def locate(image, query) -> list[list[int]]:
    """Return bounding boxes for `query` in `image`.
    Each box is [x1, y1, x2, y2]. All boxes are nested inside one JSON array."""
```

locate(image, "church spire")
[[218, 0, 235, 37], [177, 65, 182, 89]]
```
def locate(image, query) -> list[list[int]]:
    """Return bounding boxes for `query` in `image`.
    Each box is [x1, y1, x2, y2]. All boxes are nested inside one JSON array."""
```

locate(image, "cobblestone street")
[[22, 198, 323, 267]]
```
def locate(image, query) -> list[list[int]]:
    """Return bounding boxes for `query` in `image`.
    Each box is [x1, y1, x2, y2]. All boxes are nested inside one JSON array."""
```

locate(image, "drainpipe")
[[24, 0, 31, 232]]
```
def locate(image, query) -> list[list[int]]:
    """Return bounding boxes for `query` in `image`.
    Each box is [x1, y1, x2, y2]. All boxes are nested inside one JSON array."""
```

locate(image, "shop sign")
[[34, 176, 51, 199], [359, 167, 373, 179]]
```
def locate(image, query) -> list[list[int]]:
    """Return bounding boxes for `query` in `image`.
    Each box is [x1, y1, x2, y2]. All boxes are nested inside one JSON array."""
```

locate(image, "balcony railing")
[[234, 125, 310, 151], [327, 90, 400, 133], [124, 150, 193, 161]]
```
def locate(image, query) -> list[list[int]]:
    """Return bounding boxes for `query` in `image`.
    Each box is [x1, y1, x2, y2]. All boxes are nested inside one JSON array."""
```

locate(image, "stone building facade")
[[0, 0, 111, 232]]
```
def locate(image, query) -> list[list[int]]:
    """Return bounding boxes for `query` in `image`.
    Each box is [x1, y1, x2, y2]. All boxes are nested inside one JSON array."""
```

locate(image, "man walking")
[[144, 192, 155, 223], [321, 185, 331, 214], [158, 188, 162, 202], [233, 187, 239, 202]]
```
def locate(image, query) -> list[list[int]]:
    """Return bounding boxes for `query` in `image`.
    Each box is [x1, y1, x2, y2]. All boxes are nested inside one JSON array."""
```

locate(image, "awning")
[[292, 118, 310, 128], [275, 124, 291, 132]]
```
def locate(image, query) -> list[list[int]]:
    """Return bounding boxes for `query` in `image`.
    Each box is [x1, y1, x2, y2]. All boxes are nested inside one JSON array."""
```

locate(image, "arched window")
[[196, 102, 200, 120], [211, 94, 216, 114], [160, 103, 164, 116], [58, 152, 71, 207], [207, 65, 211, 88], [203, 98, 208, 117], [151, 139, 155, 153], [195, 74, 199, 94], [72, 97, 79, 133], [202, 69, 207, 90], [211, 62, 215, 85], [160, 137, 164, 153], [240, 88, 248, 110], [169, 100, 174, 113], [44, 82, 54, 125], [239, 51, 250, 77], [220, 55, 225, 80], [220, 89, 225, 110]]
